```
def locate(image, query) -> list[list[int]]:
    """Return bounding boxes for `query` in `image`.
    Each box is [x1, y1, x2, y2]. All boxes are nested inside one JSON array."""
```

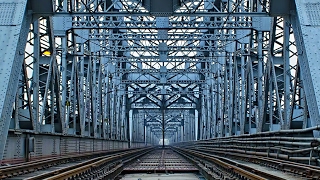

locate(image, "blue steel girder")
[[6, 0, 320, 159], [0, 0, 30, 160], [291, 0, 320, 136]]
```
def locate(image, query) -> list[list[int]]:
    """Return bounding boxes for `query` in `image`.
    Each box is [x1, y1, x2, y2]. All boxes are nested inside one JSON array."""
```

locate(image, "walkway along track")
[[172, 146, 320, 180], [0, 147, 153, 180]]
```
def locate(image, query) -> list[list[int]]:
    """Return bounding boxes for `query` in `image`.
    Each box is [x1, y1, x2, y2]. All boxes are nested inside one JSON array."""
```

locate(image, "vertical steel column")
[[240, 44, 246, 134], [181, 124, 184, 142], [228, 52, 233, 136], [206, 79, 211, 139], [234, 65, 241, 135], [61, 36, 67, 130], [269, 63, 274, 131], [110, 80, 116, 139], [79, 44, 85, 136], [104, 62, 110, 139], [249, 60, 256, 133], [144, 124, 147, 146], [257, 31, 264, 132], [115, 81, 121, 140], [86, 54, 91, 136], [181, 113, 184, 142], [93, 53, 98, 137], [129, 110, 133, 147], [195, 110, 198, 140], [162, 108, 165, 148], [217, 55, 223, 137], [200, 95, 205, 139], [66, 54, 76, 134], [50, 70, 55, 133], [121, 95, 126, 140], [32, 20, 40, 131], [98, 65, 103, 138], [283, 18, 291, 129], [211, 71, 217, 138], [223, 57, 229, 136]]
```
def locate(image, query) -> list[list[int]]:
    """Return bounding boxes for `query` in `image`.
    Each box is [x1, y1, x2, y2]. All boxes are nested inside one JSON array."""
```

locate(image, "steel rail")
[[172, 147, 271, 180], [0, 147, 150, 179], [191, 147, 320, 173], [173, 146, 320, 179], [30, 147, 153, 180]]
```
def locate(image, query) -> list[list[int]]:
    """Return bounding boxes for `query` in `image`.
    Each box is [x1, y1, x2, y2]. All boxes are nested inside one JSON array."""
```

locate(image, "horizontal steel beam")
[[126, 90, 201, 95], [122, 80, 205, 84], [105, 57, 216, 63], [101, 45, 225, 52], [54, 12, 269, 17], [89, 33, 237, 41], [118, 69, 210, 73], [56, 16, 253, 29]]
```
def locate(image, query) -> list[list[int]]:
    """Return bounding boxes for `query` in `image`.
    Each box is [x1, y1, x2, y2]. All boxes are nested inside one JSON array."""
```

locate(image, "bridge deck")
[[123, 148, 198, 173]]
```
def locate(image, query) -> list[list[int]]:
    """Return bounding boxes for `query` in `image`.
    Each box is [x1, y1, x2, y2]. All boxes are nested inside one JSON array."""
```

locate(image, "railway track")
[[172, 146, 320, 180], [122, 148, 198, 174], [2, 144, 319, 180], [0, 147, 153, 180]]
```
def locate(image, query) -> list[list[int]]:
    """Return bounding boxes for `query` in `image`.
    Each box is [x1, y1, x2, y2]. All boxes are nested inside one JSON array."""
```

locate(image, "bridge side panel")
[[293, 0, 320, 134], [0, 0, 30, 160]]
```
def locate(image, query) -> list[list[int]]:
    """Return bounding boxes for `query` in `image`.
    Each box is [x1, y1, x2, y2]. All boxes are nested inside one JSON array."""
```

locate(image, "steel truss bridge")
[[1, 0, 320, 178]]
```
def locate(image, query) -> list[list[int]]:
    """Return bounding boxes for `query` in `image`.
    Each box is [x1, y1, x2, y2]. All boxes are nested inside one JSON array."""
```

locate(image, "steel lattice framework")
[[1, 0, 320, 159]]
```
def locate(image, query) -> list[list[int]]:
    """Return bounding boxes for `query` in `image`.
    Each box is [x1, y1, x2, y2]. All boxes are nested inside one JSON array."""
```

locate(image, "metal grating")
[[0, 3, 16, 25], [306, 3, 320, 26]]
